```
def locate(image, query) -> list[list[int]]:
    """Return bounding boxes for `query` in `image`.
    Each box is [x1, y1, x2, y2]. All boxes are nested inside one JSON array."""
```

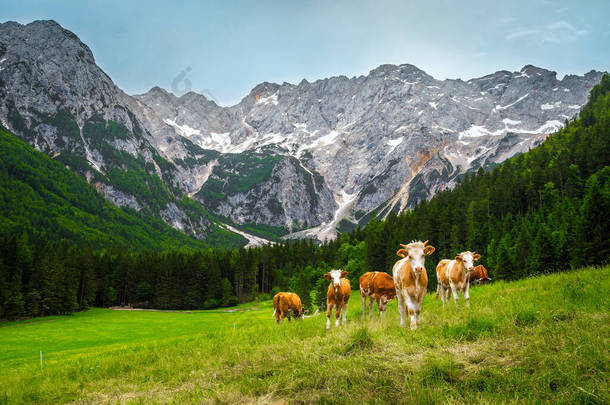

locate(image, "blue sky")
[[1, 0, 609, 105]]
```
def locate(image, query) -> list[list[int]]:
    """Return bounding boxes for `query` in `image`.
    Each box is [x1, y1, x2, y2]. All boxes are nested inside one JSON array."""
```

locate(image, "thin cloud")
[[505, 28, 539, 41], [505, 20, 587, 43], [543, 20, 588, 43]]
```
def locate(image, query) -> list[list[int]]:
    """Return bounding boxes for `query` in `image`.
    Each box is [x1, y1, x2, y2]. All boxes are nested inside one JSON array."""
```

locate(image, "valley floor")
[[1, 266, 608, 404]]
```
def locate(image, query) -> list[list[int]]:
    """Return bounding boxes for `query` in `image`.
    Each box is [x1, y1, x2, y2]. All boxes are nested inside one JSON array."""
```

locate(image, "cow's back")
[[359, 272, 375, 295], [274, 292, 302, 313], [471, 265, 490, 283], [374, 272, 396, 298], [436, 259, 453, 285], [288, 293, 303, 312]]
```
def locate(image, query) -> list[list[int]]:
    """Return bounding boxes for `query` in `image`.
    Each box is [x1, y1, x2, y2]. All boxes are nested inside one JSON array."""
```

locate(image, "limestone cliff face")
[[137, 62, 604, 236]]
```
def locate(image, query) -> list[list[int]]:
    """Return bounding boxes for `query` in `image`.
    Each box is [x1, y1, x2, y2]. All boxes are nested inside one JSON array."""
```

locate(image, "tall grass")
[[1, 266, 608, 404]]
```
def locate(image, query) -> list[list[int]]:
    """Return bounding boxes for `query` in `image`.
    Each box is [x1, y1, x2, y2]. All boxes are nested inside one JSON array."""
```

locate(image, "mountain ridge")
[[0, 19, 606, 243]]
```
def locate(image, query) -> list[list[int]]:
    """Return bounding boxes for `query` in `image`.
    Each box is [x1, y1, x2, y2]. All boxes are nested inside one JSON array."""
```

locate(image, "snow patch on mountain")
[[256, 93, 278, 106], [221, 224, 274, 248], [495, 94, 529, 111]]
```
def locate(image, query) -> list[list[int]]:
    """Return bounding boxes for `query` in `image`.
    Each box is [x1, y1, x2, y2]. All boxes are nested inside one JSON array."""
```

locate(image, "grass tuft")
[[514, 309, 539, 327], [421, 353, 463, 385], [342, 327, 374, 355], [442, 316, 495, 341]]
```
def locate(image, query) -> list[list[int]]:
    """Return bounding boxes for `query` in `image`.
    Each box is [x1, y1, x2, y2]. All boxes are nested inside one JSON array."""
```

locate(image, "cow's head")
[[474, 277, 492, 285], [324, 269, 348, 292], [297, 307, 307, 320], [396, 240, 436, 276], [455, 251, 481, 273]]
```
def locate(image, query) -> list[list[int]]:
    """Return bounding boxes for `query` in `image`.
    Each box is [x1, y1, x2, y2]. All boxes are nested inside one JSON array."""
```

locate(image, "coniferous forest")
[[0, 75, 609, 320]]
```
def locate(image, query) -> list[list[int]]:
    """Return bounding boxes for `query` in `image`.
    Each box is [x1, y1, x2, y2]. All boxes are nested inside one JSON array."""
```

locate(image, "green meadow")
[[1, 266, 608, 404]]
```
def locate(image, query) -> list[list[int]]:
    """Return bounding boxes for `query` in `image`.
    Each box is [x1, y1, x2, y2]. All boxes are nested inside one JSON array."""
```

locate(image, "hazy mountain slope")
[[0, 20, 247, 244], [0, 127, 242, 249]]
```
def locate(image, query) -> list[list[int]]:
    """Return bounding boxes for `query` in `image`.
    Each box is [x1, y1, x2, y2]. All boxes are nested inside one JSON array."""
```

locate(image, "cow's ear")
[[341, 271, 348, 278], [323, 272, 331, 280], [473, 253, 481, 261], [455, 254, 462, 261], [397, 249, 408, 257], [424, 245, 435, 255]]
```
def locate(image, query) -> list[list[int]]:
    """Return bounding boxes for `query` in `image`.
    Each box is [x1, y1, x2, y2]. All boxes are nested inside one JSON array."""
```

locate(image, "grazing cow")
[[272, 292, 305, 324], [436, 251, 481, 308], [324, 270, 351, 329], [393, 240, 436, 329], [359, 271, 396, 319], [470, 265, 492, 285]]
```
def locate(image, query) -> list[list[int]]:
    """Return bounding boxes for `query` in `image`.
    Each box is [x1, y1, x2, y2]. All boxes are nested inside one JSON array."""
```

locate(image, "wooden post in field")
[[40, 351, 42, 369]]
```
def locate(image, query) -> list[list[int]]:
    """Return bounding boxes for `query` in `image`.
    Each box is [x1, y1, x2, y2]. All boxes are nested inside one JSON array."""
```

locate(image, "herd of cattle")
[[272, 240, 492, 330]]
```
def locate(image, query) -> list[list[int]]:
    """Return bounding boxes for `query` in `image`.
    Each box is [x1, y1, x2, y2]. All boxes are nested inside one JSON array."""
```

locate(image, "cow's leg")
[[439, 284, 445, 305], [369, 297, 375, 319], [464, 282, 471, 308], [435, 282, 441, 300], [335, 304, 342, 327], [326, 303, 332, 330], [275, 310, 281, 324], [405, 295, 418, 330], [414, 302, 422, 328], [397, 292, 406, 328], [361, 292, 366, 320], [342, 302, 348, 325], [450, 283, 459, 308], [407, 306, 417, 330], [379, 297, 387, 318]]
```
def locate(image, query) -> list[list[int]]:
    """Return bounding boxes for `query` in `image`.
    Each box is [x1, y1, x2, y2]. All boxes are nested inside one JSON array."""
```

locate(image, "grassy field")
[[1, 266, 609, 404]]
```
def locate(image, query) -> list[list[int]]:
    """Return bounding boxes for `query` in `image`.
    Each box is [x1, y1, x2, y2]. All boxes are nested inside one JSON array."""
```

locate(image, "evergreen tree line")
[[1, 76, 608, 320]]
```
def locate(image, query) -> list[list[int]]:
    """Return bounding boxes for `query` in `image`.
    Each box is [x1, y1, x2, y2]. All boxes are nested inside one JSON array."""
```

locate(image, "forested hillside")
[[0, 75, 608, 320]]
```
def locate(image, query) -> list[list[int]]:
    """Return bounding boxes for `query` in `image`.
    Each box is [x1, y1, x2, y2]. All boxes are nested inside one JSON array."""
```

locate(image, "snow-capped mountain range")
[[0, 20, 605, 244]]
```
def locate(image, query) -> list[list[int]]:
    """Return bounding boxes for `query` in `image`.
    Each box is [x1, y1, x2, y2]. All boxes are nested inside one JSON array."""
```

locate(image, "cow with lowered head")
[[436, 251, 481, 308], [272, 292, 306, 324], [392, 240, 436, 329], [470, 264, 492, 285], [359, 271, 396, 320], [324, 269, 351, 330]]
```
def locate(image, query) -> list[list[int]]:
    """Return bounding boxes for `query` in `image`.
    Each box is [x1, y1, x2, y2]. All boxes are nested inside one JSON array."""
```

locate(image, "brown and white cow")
[[324, 269, 351, 329], [392, 240, 436, 329], [470, 264, 492, 285], [272, 292, 306, 324], [359, 271, 396, 319], [436, 251, 481, 308]]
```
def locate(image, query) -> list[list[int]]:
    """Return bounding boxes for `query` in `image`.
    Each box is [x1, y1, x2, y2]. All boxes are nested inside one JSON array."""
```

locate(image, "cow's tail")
[[272, 294, 279, 318]]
